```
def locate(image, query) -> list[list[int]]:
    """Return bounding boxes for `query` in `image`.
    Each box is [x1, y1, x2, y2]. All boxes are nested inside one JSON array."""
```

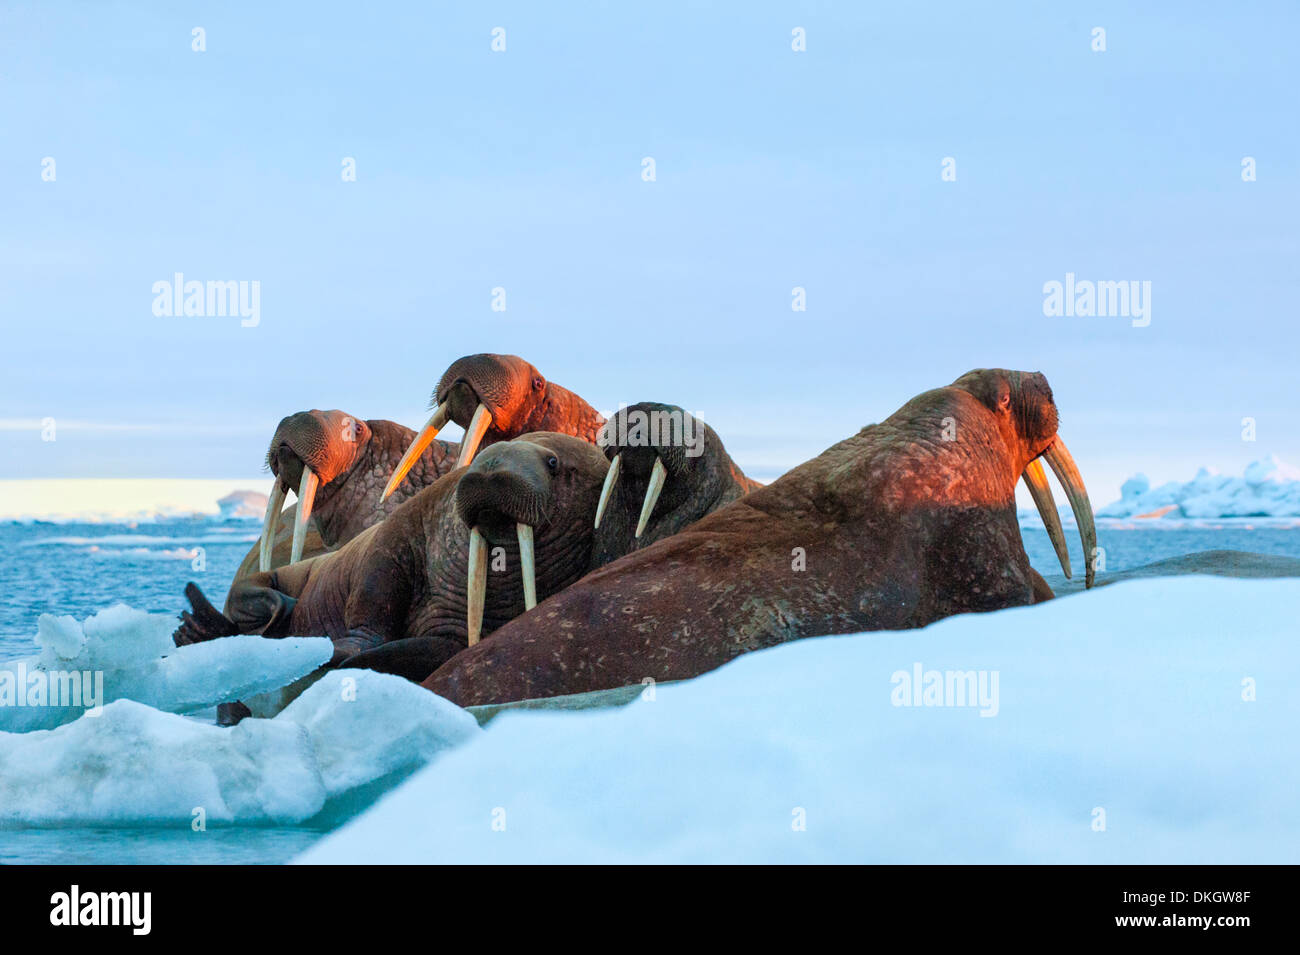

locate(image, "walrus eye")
[[999, 392, 1011, 410], [546, 455, 558, 473], [533, 376, 544, 391]]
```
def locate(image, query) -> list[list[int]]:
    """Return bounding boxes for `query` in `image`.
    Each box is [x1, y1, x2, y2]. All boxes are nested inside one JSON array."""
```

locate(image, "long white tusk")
[[593, 454, 621, 529], [1043, 438, 1097, 589], [258, 479, 288, 572], [517, 523, 537, 610], [382, 405, 450, 501], [455, 403, 493, 469], [289, 467, 319, 565], [466, 526, 488, 645], [1021, 458, 1071, 579], [635, 457, 668, 539]]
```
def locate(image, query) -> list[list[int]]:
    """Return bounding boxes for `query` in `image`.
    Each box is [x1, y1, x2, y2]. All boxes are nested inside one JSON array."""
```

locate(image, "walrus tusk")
[[290, 467, 319, 565], [258, 479, 287, 572], [467, 526, 488, 645], [1021, 458, 1071, 579], [455, 403, 493, 470], [593, 454, 621, 529], [517, 523, 537, 610], [1042, 438, 1097, 589], [635, 457, 668, 539], [382, 405, 451, 501]]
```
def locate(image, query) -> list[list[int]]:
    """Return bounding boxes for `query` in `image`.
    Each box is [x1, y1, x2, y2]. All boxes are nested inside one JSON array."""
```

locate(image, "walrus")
[[422, 369, 1096, 706], [243, 354, 606, 579], [590, 403, 761, 568], [381, 353, 607, 501], [176, 433, 612, 682], [239, 410, 457, 582]]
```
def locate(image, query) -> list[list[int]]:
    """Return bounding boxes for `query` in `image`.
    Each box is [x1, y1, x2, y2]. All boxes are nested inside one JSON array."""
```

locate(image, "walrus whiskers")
[[289, 467, 319, 564], [635, 457, 668, 538], [593, 453, 621, 528], [1042, 438, 1097, 588], [257, 479, 287, 572], [467, 526, 488, 645], [382, 405, 450, 501], [1020, 458, 1071, 578]]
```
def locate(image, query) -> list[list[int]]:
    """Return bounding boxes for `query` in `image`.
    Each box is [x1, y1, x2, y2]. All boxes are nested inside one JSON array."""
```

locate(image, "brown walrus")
[[590, 403, 760, 568], [422, 369, 1096, 706], [239, 410, 457, 583], [177, 433, 611, 681], [381, 353, 607, 501], [241, 354, 607, 580]]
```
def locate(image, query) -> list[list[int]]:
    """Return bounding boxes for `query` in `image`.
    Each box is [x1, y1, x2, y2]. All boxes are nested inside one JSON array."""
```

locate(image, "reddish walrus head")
[[422, 369, 1096, 707], [245, 409, 459, 581], [381, 353, 606, 501]]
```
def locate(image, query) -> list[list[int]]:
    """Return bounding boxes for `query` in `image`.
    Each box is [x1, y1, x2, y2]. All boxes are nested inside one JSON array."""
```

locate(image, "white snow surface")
[[299, 577, 1300, 864], [1098, 455, 1300, 519], [0, 670, 481, 827], [0, 604, 332, 732]]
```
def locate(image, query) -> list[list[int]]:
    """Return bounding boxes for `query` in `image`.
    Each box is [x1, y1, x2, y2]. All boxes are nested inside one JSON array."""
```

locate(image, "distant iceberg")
[[216, 489, 268, 520], [0, 479, 270, 524], [1098, 455, 1300, 520]]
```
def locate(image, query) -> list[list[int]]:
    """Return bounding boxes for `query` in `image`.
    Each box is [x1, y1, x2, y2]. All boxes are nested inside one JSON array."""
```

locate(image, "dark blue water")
[[2, 517, 1299, 864]]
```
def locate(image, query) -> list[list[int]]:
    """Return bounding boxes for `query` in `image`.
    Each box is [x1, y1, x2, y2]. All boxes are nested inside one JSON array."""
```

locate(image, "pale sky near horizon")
[[2, 1, 1298, 510]]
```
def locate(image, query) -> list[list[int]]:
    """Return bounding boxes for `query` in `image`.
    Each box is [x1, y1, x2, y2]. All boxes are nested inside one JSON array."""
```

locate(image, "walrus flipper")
[[173, 582, 240, 646], [1028, 567, 1055, 603], [338, 636, 466, 683]]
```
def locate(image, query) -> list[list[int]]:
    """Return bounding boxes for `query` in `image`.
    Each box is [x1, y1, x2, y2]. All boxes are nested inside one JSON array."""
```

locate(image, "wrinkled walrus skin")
[[178, 434, 611, 680], [424, 369, 1092, 706]]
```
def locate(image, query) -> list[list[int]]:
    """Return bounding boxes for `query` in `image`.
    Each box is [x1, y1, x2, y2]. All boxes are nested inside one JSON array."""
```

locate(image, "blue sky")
[[2, 1, 1297, 501]]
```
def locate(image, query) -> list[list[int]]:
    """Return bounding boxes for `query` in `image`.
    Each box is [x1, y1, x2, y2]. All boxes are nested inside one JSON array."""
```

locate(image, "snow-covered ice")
[[0, 605, 332, 732], [1098, 455, 1300, 520], [299, 576, 1300, 864], [0, 670, 480, 827]]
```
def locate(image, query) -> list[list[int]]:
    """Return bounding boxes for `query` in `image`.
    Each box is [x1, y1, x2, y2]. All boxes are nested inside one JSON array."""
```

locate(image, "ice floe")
[[0, 604, 331, 732], [0, 670, 481, 827], [1098, 455, 1300, 520], [300, 576, 1300, 864], [217, 490, 269, 520]]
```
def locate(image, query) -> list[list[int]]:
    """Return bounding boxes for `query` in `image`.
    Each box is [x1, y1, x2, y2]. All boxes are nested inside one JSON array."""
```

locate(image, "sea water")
[[2, 517, 1298, 864]]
